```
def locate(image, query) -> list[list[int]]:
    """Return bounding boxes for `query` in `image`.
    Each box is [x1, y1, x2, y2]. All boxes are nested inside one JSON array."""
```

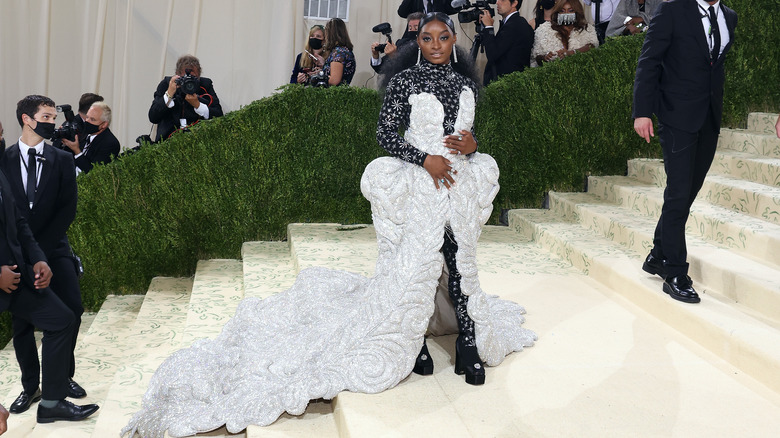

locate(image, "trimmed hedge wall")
[[0, 0, 777, 346]]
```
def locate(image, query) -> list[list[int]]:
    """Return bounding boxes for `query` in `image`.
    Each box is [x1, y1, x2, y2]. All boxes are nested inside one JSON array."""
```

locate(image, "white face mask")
[[557, 12, 576, 25]]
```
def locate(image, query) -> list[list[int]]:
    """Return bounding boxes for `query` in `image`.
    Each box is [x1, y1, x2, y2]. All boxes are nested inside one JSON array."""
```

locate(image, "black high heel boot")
[[413, 339, 434, 375], [442, 228, 485, 386], [454, 335, 485, 385]]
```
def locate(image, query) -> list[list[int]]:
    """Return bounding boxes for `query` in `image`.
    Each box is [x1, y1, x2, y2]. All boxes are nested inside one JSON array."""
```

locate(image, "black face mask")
[[83, 121, 101, 135], [309, 38, 323, 50], [32, 121, 56, 140]]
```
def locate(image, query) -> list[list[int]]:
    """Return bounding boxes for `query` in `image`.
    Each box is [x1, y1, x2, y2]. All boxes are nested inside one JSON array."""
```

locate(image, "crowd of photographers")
[[293, 0, 663, 90]]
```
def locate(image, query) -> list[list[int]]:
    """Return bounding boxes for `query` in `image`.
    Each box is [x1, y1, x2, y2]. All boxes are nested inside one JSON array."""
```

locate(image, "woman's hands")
[[424, 155, 455, 190], [423, 130, 476, 190]]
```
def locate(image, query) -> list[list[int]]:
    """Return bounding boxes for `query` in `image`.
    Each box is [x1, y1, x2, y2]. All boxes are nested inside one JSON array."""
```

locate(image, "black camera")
[[457, 0, 496, 24], [175, 68, 201, 95], [372, 22, 393, 54], [52, 104, 82, 142], [309, 70, 330, 88]]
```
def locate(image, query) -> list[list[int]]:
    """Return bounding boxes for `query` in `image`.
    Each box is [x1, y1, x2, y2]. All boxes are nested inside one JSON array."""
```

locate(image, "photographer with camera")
[[149, 55, 223, 142], [605, 0, 661, 37], [478, 0, 534, 85], [371, 13, 423, 73], [63, 102, 120, 175], [398, 0, 463, 18], [54, 93, 103, 152]]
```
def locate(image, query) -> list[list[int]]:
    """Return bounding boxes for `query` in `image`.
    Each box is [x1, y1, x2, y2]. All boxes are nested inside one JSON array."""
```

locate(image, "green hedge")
[[1, 0, 777, 347]]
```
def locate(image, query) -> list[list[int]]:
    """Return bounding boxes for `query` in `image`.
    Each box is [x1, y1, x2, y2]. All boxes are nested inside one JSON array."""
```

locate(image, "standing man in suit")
[[149, 55, 223, 143], [398, 0, 463, 18], [0, 95, 98, 422], [479, 0, 535, 86], [1, 95, 97, 421], [62, 101, 120, 175], [633, 0, 737, 303]]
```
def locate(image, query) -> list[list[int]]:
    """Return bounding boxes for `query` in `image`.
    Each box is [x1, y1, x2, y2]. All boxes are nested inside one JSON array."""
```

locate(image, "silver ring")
[[457, 150, 461, 155], [457, 135, 463, 141], [439, 179, 446, 183]]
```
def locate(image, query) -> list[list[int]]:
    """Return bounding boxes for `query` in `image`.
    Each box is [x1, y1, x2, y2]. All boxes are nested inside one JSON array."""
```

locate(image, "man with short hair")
[[479, 0, 535, 86], [371, 12, 423, 73], [633, 0, 737, 303], [0, 94, 98, 423], [56, 93, 104, 152], [149, 54, 223, 142], [398, 0, 463, 18], [62, 101, 120, 175]]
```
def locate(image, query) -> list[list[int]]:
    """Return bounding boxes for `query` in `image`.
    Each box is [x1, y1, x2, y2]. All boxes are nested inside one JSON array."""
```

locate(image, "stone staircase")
[[2, 113, 779, 437]]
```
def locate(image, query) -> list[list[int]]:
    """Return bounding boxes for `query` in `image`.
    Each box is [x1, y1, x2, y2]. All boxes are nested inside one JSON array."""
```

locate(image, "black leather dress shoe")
[[67, 378, 87, 399], [642, 253, 666, 279], [9, 388, 41, 414], [37, 399, 99, 423], [663, 275, 701, 303]]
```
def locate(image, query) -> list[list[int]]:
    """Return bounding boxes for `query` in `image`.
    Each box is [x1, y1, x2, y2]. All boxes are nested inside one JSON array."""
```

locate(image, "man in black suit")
[[62, 101, 120, 175], [479, 0, 534, 86], [0, 95, 98, 423], [149, 54, 223, 142], [633, 0, 737, 303], [398, 0, 463, 18]]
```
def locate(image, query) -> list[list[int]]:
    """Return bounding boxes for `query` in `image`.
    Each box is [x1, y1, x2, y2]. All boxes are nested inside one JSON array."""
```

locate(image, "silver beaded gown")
[[122, 67, 536, 438]]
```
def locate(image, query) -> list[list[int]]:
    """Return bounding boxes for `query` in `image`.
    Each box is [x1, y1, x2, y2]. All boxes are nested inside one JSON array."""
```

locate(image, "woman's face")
[[561, 2, 574, 14], [311, 29, 324, 41], [417, 20, 456, 65]]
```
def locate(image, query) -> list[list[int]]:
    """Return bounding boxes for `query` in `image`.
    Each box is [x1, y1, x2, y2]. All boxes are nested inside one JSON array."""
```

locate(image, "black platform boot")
[[413, 338, 434, 375], [442, 229, 485, 386]]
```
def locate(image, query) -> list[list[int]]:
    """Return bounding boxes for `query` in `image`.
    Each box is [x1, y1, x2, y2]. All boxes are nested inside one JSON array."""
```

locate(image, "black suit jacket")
[[633, 0, 737, 132], [0, 171, 48, 311], [148, 76, 223, 142], [75, 128, 120, 174], [481, 12, 535, 86], [0, 143, 78, 260], [398, 0, 462, 18]]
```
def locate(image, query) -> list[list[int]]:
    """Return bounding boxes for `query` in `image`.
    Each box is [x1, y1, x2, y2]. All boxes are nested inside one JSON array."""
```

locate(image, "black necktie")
[[709, 6, 721, 62], [427, 0, 434, 13], [27, 149, 37, 206], [83, 135, 92, 154]]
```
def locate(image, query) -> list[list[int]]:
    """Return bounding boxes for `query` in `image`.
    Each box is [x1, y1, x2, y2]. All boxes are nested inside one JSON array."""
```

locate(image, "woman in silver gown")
[[123, 13, 535, 438]]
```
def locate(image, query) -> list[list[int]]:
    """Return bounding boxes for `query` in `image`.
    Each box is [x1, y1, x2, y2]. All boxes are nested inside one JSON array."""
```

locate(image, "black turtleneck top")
[[376, 60, 479, 167]]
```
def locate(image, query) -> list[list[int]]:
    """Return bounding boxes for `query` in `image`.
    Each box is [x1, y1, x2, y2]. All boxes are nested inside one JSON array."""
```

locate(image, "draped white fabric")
[[0, 0, 473, 148]]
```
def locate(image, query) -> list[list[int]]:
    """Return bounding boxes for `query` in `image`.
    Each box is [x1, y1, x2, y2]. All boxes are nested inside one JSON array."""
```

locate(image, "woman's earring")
[[417, 48, 421, 65], [453, 47, 458, 64]]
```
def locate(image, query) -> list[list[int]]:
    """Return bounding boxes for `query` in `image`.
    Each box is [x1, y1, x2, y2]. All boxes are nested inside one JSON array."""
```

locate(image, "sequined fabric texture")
[[122, 63, 536, 438]]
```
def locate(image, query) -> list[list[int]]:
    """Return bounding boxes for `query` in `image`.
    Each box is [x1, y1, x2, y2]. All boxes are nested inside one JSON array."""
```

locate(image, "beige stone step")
[[747, 112, 780, 135], [90, 277, 193, 438], [241, 241, 296, 299], [548, 190, 780, 325], [288, 223, 376, 276], [181, 260, 244, 347], [628, 158, 780, 226], [719, 128, 780, 158], [509, 208, 780, 397], [587, 175, 780, 269]]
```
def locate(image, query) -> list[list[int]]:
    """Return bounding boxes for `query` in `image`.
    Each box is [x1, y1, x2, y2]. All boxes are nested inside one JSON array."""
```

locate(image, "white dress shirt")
[[17, 138, 44, 206], [696, 0, 729, 57]]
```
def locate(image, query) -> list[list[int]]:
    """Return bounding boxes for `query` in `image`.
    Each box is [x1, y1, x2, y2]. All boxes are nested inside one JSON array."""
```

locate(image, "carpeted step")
[[710, 149, 780, 188], [548, 190, 780, 325], [587, 175, 780, 269], [509, 208, 780, 396], [242, 241, 296, 299], [89, 278, 193, 438], [718, 128, 780, 158], [628, 159, 780, 226], [747, 112, 780, 135]]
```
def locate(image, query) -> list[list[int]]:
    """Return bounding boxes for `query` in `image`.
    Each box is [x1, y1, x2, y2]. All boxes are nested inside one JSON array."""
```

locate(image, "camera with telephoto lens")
[[175, 68, 201, 95], [52, 104, 83, 142], [372, 22, 393, 54], [457, 0, 496, 24]]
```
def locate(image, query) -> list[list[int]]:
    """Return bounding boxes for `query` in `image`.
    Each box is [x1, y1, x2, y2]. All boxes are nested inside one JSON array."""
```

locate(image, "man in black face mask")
[[62, 101, 120, 175], [370, 12, 423, 73], [0, 94, 99, 423]]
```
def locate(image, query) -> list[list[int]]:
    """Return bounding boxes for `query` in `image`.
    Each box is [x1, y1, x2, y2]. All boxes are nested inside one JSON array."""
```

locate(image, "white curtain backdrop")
[[0, 0, 591, 147]]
